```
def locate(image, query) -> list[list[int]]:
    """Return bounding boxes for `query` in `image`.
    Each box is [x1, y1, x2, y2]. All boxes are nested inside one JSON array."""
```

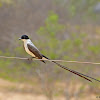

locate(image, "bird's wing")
[[27, 43, 42, 59]]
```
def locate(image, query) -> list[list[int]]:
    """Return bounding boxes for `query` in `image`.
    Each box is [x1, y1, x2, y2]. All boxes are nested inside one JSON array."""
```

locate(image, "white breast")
[[23, 40, 36, 57]]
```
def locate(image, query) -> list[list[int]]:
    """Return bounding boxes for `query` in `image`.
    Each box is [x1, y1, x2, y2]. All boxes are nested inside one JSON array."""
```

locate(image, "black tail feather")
[[52, 61, 92, 82], [42, 55, 100, 82]]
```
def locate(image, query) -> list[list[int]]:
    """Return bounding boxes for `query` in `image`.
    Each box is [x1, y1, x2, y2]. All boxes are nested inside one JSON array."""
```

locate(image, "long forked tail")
[[42, 55, 100, 82]]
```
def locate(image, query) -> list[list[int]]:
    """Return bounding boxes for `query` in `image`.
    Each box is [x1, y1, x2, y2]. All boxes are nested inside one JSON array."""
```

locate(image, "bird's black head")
[[19, 35, 29, 40]]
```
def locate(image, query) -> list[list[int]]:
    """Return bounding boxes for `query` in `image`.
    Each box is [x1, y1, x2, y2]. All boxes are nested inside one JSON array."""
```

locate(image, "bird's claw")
[[28, 57, 35, 61]]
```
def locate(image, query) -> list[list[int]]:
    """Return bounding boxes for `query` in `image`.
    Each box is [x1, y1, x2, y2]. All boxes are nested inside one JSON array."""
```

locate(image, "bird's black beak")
[[19, 38, 21, 40]]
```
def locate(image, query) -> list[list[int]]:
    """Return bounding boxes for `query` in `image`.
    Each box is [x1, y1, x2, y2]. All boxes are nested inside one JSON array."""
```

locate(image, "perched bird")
[[19, 35, 100, 82]]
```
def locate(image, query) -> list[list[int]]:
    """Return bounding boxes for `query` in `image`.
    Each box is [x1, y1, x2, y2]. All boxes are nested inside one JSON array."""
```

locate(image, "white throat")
[[22, 39, 31, 43], [23, 39, 32, 47]]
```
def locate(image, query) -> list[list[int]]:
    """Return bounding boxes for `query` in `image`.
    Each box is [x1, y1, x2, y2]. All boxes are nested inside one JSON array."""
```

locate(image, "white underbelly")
[[24, 45, 36, 57]]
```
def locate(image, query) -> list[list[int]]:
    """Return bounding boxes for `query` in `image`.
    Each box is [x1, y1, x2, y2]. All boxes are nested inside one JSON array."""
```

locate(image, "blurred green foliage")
[[0, 0, 13, 6], [54, 0, 100, 21], [37, 12, 65, 59], [37, 12, 65, 37], [0, 12, 100, 88], [0, 0, 100, 99], [88, 45, 100, 54]]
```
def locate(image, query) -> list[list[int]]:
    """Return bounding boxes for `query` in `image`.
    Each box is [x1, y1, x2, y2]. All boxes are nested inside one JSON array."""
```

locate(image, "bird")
[[19, 35, 100, 82]]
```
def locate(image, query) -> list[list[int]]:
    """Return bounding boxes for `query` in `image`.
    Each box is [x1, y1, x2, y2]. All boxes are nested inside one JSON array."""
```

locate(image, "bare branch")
[[0, 56, 100, 65]]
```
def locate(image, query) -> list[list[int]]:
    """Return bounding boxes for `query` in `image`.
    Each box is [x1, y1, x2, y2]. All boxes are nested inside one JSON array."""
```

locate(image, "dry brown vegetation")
[[0, 78, 98, 100], [0, 0, 100, 100]]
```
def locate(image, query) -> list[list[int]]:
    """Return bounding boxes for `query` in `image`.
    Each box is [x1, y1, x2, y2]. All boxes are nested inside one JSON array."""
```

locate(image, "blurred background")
[[0, 0, 100, 100]]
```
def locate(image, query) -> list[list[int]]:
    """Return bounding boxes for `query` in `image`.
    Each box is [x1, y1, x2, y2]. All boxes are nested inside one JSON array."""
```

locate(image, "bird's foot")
[[28, 57, 35, 61]]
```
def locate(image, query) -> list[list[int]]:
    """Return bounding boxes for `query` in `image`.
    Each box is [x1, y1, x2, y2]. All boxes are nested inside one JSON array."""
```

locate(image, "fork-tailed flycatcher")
[[19, 35, 100, 82]]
